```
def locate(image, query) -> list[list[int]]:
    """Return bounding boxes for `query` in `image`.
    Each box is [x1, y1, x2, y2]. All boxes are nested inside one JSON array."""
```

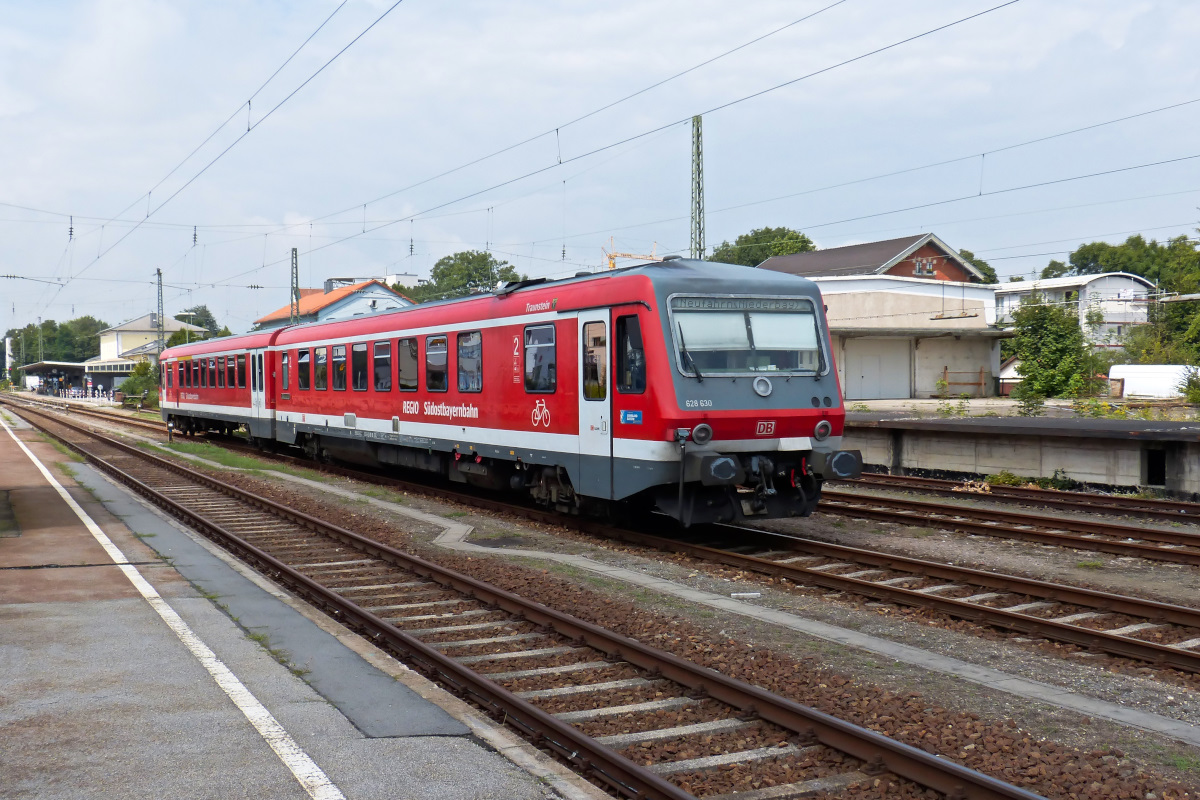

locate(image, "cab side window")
[[617, 315, 646, 394], [281, 352, 290, 391]]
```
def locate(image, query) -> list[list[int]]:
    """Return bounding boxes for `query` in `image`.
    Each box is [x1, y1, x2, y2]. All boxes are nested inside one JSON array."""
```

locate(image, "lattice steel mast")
[[290, 247, 300, 325], [690, 114, 705, 260]]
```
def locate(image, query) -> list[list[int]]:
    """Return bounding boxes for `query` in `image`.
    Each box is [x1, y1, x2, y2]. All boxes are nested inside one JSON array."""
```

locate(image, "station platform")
[[0, 412, 575, 800]]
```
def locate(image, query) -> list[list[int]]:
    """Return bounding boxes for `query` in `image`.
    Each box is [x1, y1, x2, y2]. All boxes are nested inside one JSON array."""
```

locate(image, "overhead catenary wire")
[[207, 0, 1026, 288], [57, 0, 408, 293]]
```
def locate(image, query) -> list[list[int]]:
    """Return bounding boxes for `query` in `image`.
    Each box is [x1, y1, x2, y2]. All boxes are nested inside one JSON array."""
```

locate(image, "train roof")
[[167, 259, 824, 355]]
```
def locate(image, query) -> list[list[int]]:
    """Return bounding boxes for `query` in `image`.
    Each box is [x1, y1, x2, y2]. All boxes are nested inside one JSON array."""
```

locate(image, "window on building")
[[524, 325, 556, 393], [398, 338, 418, 391], [314, 347, 328, 390], [457, 331, 482, 392], [332, 345, 347, 390], [617, 315, 646, 394], [297, 349, 311, 390], [426, 335, 448, 392], [237, 354, 246, 388], [281, 352, 290, 390], [582, 322, 606, 400], [351, 343, 368, 391], [373, 341, 391, 392]]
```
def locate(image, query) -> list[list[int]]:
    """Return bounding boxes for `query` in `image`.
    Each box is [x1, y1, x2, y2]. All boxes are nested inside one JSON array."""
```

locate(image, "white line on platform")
[[0, 417, 345, 800]]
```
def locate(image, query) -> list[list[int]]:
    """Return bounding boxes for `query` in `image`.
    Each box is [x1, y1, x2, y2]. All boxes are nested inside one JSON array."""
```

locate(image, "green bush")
[[118, 361, 159, 400], [985, 470, 1026, 486], [1180, 368, 1200, 405]]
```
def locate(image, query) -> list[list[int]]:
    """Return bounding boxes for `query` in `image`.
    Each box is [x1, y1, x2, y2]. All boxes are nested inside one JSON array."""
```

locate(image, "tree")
[[1040, 260, 1069, 279], [1007, 276, 1025, 282], [3, 316, 110, 365], [709, 226, 815, 267], [176, 305, 218, 334], [405, 250, 523, 303], [1011, 293, 1092, 398], [957, 249, 998, 283]]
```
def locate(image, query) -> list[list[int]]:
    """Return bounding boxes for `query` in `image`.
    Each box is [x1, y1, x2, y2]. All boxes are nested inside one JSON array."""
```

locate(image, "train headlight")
[[692, 423, 713, 445], [814, 420, 832, 441]]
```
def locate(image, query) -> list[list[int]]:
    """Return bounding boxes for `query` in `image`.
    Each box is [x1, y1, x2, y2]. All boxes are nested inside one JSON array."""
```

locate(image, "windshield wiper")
[[676, 324, 704, 382]]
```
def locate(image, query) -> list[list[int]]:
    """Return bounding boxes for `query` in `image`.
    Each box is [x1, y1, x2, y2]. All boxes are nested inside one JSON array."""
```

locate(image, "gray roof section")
[[759, 233, 985, 281]]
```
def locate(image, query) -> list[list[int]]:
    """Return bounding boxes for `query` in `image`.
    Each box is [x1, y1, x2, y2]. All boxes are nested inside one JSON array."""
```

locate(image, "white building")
[[993, 273, 1154, 348], [813, 275, 1005, 400], [759, 233, 1007, 400]]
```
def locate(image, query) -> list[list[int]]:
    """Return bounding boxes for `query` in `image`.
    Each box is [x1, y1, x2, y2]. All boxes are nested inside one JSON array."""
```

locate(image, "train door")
[[249, 349, 268, 434], [577, 310, 613, 499]]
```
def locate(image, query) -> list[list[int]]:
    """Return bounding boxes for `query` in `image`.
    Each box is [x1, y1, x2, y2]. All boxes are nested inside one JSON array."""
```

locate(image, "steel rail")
[[593, 524, 1200, 674], [10, 402, 1045, 800], [821, 490, 1200, 566], [843, 473, 1200, 521]]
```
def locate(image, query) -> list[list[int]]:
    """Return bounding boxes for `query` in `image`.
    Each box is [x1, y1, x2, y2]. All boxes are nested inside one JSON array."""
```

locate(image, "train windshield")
[[669, 296, 823, 376]]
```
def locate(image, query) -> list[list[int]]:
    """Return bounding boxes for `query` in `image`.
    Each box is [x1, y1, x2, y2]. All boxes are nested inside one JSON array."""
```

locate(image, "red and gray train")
[[159, 258, 861, 525]]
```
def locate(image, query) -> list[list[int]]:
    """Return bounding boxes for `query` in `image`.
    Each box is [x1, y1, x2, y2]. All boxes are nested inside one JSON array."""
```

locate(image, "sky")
[[2, 0, 1199, 335]]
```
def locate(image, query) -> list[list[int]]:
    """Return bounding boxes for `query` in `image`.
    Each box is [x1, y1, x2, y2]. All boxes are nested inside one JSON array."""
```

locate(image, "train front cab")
[[602, 265, 862, 526]]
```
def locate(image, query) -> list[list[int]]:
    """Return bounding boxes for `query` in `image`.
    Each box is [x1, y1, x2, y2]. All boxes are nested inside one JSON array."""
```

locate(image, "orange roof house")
[[254, 280, 412, 329]]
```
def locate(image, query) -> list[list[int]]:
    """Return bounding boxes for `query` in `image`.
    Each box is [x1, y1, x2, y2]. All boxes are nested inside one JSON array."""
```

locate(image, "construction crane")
[[602, 237, 663, 271]]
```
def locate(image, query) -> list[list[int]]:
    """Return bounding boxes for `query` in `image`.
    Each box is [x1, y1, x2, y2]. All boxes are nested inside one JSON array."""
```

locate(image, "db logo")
[[755, 420, 776, 436]]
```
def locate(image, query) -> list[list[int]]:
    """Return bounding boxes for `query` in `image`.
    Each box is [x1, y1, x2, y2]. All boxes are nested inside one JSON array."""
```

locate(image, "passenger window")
[[617, 315, 646, 394], [314, 347, 328, 390], [523, 325, 556, 393], [201, 359, 208, 388], [332, 346, 347, 390], [351, 343, 368, 391], [297, 349, 311, 390], [373, 341, 391, 391], [217, 357, 225, 388], [237, 354, 246, 388], [211, 358, 218, 388], [398, 337, 418, 391], [426, 335, 448, 392], [582, 322, 606, 400], [227, 357, 235, 389], [281, 352, 290, 390], [192, 362, 198, 388], [457, 331, 482, 393]]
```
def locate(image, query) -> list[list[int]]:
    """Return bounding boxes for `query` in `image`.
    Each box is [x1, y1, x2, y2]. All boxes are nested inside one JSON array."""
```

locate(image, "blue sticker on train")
[[620, 410, 642, 425]]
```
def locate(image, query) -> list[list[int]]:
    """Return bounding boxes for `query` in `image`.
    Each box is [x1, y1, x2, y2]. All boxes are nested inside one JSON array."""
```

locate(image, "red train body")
[[160, 259, 860, 525]]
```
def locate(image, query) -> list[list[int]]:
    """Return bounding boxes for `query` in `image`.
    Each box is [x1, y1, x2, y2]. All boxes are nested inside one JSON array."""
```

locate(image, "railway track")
[[7, 402, 1043, 800], [17, 396, 1200, 678], [5, 395, 167, 435], [599, 523, 1200, 676], [844, 472, 1200, 522], [819, 488, 1200, 567]]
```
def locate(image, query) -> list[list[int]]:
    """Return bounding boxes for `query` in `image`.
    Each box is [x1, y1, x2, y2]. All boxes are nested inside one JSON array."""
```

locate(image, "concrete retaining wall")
[[844, 426, 1200, 497]]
